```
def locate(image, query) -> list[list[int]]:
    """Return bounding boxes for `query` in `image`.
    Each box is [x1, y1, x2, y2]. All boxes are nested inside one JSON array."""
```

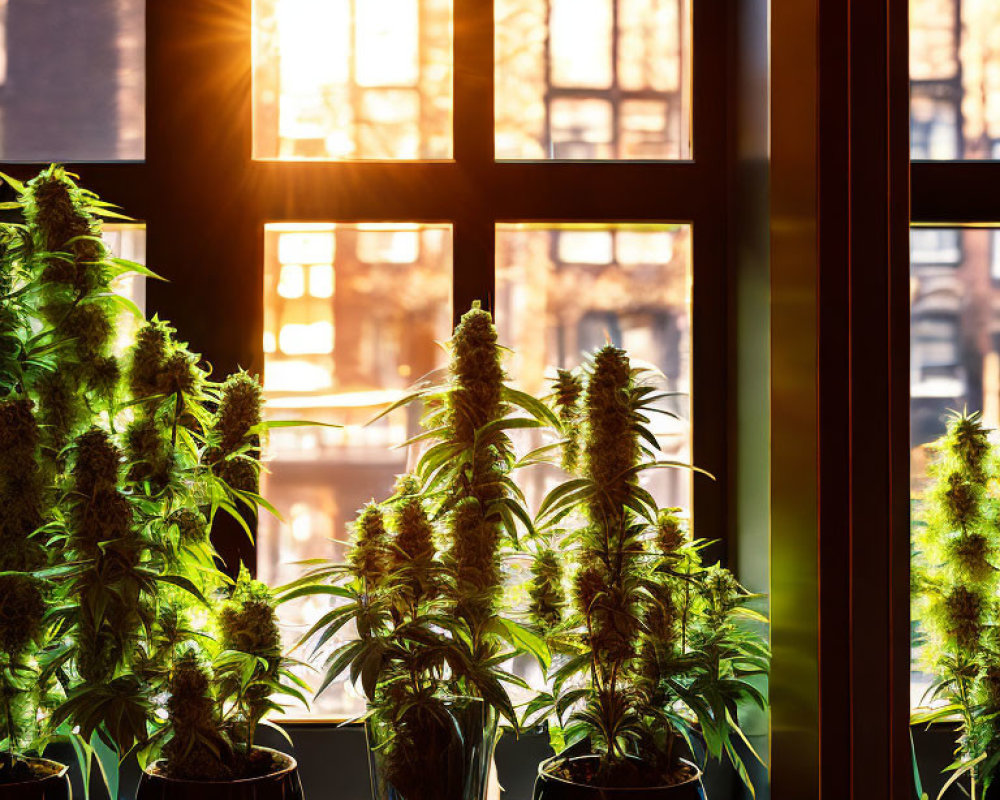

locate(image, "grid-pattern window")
[[0, 0, 727, 725], [249, 0, 723, 719]]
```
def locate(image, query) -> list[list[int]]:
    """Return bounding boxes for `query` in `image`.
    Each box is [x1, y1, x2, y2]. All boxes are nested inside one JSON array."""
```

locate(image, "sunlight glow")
[[356, 0, 420, 87], [309, 264, 334, 298], [278, 231, 335, 265], [277, 264, 305, 298], [279, 322, 334, 355], [254, 0, 453, 159]]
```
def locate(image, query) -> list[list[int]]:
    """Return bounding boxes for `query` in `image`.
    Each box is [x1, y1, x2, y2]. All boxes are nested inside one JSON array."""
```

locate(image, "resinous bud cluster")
[[449, 497, 501, 625], [950, 413, 990, 478], [584, 346, 639, 518], [169, 508, 208, 545], [449, 303, 504, 446], [389, 476, 437, 605], [944, 585, 986, 652], [0, 398, 45, 570], [655, 508, 685, 556], [210, 371, 263, 494], [214, 372, 262, 454], [25, 169, 120, 449], [163, 650, 232, 781], [529, 548, 565, 630], [350, 504, 389, 592], [553, 368, 583, 473], [219, 567, 282, 661]]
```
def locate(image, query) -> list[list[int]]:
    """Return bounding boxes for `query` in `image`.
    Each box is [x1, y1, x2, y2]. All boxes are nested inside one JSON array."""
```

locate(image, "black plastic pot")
[[135, 748, 303, 800], [0, 757, 71, 800], [533, 755, 706, 800]]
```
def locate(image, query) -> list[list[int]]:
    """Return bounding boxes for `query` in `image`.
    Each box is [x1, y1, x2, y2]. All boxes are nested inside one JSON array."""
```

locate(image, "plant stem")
[[681, 556, 691, 652], [171, 392, 181, 449], [3, 672, 15, 768]]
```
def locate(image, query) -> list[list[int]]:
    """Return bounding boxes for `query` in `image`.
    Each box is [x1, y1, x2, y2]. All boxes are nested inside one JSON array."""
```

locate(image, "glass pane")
[[102, 224, 146, 351], [253, 0, 453, 160], [551, 0, 613, 88], [910, 0, 1000, 159], [910, 226, 1000, 708], [259, 223, 452, 717], [496, 0, 691, 160], [0, 0, 144, 161], [495, 223, 692, 514]]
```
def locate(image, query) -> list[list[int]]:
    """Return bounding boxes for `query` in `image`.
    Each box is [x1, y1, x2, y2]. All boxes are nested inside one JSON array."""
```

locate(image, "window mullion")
[[453, 0, 496, 321], [453, 0, 495, 171]]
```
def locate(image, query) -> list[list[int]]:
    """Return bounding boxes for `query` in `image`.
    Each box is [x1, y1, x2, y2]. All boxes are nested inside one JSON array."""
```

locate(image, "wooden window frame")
[[0, 0, 731, 584]]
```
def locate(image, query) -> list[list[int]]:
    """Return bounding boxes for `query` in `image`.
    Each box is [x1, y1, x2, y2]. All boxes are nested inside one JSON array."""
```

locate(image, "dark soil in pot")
[[136, 747, 303, 800], [0, 756, 71, 800], [533, 755, 706, 800]]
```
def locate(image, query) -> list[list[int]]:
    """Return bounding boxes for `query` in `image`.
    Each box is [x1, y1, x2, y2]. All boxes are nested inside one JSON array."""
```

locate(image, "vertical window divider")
[[453, 0, 496, 323]]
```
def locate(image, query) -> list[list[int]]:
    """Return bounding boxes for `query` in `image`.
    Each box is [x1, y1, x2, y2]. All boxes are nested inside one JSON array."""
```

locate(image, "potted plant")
[[134, 567, 306, 800], [0, 166, 306, 798], [523, 347, 769, 799], [912, 411, 1000, 799], [0, 164, 134, 797], [281, 303, 552, 800], [0, 204, 72, 798]]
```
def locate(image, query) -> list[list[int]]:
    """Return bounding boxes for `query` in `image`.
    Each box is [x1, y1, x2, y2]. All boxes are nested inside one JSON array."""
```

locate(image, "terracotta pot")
[[532, 755, 706, 800], [0, 757, 71, 800], [135, 747, 303, 800]]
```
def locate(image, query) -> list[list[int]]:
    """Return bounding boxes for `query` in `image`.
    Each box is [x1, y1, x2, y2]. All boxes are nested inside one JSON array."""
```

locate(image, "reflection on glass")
[[253, 0, 453, 160], [910, 0, 1000, 158], [495, 0, 690, 160], [0, 0, 144, 160], [495, 224, 692, 515], [259, 223, 452, 717], [910, 226, 1000, 706]]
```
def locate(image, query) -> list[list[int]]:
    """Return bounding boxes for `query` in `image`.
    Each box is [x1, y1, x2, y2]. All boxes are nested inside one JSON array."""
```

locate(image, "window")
[[495, 223, 692, 511], [908, 226, 999, 706], [258, 223, 452, 716], [910, 0, 1000, 722], [2, 0, 727, 730], [249, 1, 725, 719]]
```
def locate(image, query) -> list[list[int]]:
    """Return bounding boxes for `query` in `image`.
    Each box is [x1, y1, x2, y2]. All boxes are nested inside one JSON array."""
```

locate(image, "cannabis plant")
[[524, 348, 769, 792], [913, 411, 1000, 798], [12, 169, 227, 762], [0, 166, 299, 785], [215, 567, 304, 758], [146, 569, 306, 780], [281, 303, 553, 800]]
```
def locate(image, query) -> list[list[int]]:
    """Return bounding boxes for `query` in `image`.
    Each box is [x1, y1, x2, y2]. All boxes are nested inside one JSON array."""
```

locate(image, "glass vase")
[[365, 696, 498, 800]]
